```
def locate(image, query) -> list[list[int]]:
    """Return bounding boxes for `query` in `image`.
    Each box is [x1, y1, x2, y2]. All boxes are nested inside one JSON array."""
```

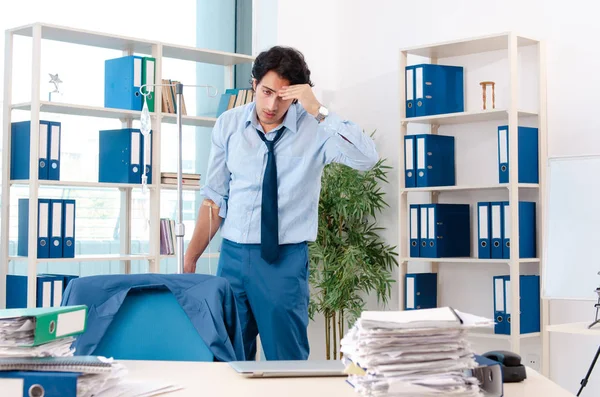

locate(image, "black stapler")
[[483, 350, 527, 383]]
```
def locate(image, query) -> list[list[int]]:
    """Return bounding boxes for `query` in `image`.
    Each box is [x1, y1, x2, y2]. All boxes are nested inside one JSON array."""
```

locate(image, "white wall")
[[274, 0, 600, 394]]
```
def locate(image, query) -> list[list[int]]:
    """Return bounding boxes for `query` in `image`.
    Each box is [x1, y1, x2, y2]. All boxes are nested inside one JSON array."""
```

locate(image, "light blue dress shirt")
[[200, 101, 379, 245]]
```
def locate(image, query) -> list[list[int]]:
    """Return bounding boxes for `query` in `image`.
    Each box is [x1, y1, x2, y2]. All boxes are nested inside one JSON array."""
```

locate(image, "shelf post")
[[0, 29, 15, 309], [537, 39, 550, 377], [149, 43, 162, 274], [508, 32, 521, 355], [398, 49, 408, 311]]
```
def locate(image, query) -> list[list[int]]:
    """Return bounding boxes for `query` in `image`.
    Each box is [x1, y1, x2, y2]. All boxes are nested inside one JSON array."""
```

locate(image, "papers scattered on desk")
[[341, 307, 494, 396]]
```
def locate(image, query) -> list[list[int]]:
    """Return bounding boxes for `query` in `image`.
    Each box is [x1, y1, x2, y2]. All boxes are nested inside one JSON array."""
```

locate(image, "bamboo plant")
[[308, 135, 398, 360]]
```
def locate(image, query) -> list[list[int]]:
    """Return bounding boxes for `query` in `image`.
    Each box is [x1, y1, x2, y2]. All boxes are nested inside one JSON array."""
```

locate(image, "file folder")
[[98, 128, 142, 184], [48, 122, 61, 181], [10, 120, 51, 181], [49, 200, 63, 259], [415, 134, 455, 188], [413, 64, 464, 117], [477, 202, 491, 259], [0, 371, 78, 397], [6, 275, 55, 309], [419, 205, 428, 257], [62, 200, 76, 258], [420, 203, 470, 258], [497, 125, 539, 184], [104, 55, 143, 111], [142, 56, 156, 112], [409, 204, 420, 257], [501, 201, 536, 259], [17, 198, 50, 258], [493, 275, 508, 334], [141, 129, 153, 184], [405, 65, 415, 117], [497, 275, 540, 335], [404, 135, 416, 187], [0, 305, 87, 345], [490, 202, 503, 259], [405, 273, 437, 310]]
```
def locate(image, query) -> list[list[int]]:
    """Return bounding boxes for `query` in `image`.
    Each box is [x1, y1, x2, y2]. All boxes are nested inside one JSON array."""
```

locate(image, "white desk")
[[547, 321, 600, 336], [122, 360, 575, 397]]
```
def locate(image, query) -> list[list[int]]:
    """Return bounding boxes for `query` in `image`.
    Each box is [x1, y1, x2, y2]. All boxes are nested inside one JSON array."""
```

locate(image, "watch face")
[[320, 106, 329, 116]]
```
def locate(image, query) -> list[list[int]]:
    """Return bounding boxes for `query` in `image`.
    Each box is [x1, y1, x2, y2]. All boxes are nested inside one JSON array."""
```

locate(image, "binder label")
[[131, 132, 141, 165], [39, 123, 48, 163], [42, 281, 52, 308], [134, 57, 142, 87], [406, 277, 415, 309], [492, 205, 501, 239], [420, 207, 428, 239], [147, 59, 155, 92], [495, 278, 504, 311], [50, 125, 60, 162], [428, 207, 435, 240], [504, 204, 511, 238], [2, 379, 23, 395], [417, 138, 425, 170], [479, 205, 488, 239], [499, 128, 508, 164], [505, 280, 512, 315], [52, 202, 62, 240], [406, 69, 414, 100], [415, 67, 423, 99], [39, 203, 49, 238], [65, 203, 75, 238], [410, 208, 418, 239], [56, 308, 87, 337], [405, 138, 414, 170]]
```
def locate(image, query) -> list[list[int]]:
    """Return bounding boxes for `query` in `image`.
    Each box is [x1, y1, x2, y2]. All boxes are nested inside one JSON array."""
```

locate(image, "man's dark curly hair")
[[251, 46, 313, 88]]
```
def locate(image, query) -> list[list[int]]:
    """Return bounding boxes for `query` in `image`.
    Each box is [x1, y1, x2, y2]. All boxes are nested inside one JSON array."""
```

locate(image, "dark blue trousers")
[[217, 238, 310, 361]]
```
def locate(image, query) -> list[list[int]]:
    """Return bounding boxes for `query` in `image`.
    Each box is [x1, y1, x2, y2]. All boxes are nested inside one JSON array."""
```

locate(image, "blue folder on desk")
[[98, 128, 143, 184], [104, 55, 143, 111], [0, 371, 78, 397]]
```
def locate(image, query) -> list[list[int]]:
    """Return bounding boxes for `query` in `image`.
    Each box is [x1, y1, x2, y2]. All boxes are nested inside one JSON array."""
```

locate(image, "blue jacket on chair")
[[61, 273, 245, 362]]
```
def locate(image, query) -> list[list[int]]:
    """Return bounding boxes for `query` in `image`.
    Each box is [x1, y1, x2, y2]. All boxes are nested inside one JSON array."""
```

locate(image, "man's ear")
[[251, 78, 257, 91]]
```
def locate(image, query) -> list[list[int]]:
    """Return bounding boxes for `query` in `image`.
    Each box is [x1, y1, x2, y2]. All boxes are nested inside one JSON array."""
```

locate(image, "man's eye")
[[263, 90, 271, 95]]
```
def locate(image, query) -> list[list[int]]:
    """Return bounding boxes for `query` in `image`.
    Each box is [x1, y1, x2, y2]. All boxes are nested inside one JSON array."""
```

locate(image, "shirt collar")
[[245, 102, 298, 134]]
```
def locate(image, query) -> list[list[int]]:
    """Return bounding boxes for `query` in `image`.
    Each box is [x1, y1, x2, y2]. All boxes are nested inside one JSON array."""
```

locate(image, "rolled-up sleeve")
[[320, 112, 379, 171], [200, 117, 230, 219]]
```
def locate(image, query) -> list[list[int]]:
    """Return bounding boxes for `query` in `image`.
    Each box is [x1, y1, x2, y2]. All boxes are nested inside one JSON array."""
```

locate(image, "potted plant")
[[308, 135, 398, 360]]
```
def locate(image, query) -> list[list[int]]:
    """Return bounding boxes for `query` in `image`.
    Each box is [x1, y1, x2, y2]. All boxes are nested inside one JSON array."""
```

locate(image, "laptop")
[[228, 359, 347, 378]]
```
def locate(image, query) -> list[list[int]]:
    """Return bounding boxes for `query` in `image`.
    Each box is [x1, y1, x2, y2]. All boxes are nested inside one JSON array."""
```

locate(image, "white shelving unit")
[[398, 33, 547, 361], [0, 22, 254, 309]]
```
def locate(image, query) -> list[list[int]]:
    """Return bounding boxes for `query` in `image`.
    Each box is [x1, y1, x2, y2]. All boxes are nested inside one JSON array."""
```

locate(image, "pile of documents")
[[340, 307, 495, 396], [0, 305, 182, 396]]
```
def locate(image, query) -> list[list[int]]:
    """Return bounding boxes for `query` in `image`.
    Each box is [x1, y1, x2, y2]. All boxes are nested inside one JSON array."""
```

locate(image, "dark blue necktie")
[[256, 128, 285, 263]]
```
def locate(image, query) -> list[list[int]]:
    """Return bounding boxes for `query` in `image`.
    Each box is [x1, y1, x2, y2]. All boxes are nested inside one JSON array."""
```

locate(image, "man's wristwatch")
[[315, 105, 329, 123]]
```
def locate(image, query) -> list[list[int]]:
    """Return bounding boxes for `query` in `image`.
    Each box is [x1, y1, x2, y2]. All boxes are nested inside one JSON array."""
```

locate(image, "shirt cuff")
[[199, 185, 228, 219]]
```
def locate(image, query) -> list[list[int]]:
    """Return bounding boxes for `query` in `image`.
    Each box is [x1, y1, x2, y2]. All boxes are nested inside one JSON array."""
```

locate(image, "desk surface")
[[122, 360, 575, 397], [547, 321, 600, 336]]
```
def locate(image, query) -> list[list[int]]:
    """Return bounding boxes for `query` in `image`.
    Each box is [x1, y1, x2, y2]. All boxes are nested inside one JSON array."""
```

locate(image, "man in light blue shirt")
[[184, 46, 378, 361]]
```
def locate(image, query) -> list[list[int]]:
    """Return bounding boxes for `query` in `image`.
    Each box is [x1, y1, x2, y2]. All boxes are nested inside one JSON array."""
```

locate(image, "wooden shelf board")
[[401, 183, 539, 193], [401, 109, 538, 125], [162, 43, 254, 65], [13, 101, 144, 121], [402, 257, 540, 264], [8, 254, 152, 263], [401, 32, 539, 58], [161, 113, 217, 128], [10, 180, 153, 189]]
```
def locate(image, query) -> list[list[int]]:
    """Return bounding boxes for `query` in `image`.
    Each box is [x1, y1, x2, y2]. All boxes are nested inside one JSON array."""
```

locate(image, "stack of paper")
[[340, 307, 495, 396]]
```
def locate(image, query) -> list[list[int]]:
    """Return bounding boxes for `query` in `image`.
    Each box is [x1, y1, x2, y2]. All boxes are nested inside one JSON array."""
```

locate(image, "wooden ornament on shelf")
[[479, 81, 496, 110]]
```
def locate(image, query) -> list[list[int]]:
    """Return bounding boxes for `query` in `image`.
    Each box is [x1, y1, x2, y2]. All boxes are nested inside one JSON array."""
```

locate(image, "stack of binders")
[[217, 88, 254, 117], [10, 121, 61, 182], [405, 64, 464, 118], [497, 125, 539, 184], [404, 134, 455, 188], [6, 274, 78, 309], [405, 273, 437, 311], [17, 198, 76, 259], [477, 201, 536, 259], [98, 128, 152, 184], [104, 55, 155, 112], [493, 275, 540, 335], [409, 203, 470, 258]]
